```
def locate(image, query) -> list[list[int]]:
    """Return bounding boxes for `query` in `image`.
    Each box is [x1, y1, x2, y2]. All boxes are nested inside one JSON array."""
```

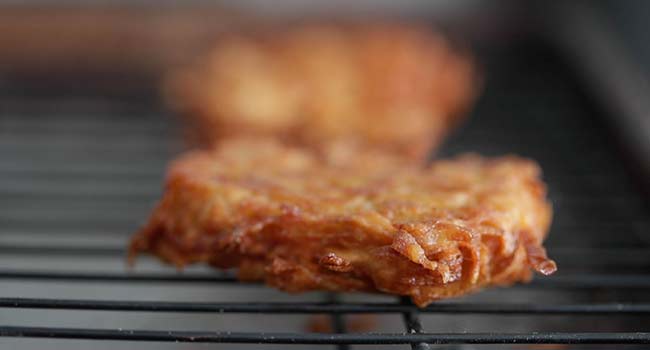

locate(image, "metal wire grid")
[[1, 43, 650, 349]]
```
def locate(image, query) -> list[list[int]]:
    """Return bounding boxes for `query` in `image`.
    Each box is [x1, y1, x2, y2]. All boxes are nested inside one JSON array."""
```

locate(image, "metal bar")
[[3, 271, 650, 288], [1, 327, 649, 344], [0, 127, 169, 137], [0, 137, 171, 148], [0, 222, 140, 232], [0, 97, 156, 113], [400, 297, 431, 350], [0, 246, 126, 256], [0, 163, 163, 176], [3, 298, 650, 315], [0, 181, 163, 197], [0, 271, 240, 283], [4, 245, 650, 270], [0, 229, 131, 237], [326, 293, 350, 350], [0, 161, 166, 176], [528, 274, 650, 288]]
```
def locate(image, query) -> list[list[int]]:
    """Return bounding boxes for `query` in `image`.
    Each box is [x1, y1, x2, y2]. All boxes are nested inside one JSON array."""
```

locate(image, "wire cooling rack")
[[0, 41, 649, 349]]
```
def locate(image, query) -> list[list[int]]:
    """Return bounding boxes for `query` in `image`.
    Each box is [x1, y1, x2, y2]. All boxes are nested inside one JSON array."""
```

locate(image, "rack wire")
[[1, 41, 649, 349]]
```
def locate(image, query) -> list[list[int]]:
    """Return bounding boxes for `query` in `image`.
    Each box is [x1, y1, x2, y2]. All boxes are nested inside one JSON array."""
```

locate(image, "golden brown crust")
[[165, 23, 477, 161], [129, 139, 555, 306]]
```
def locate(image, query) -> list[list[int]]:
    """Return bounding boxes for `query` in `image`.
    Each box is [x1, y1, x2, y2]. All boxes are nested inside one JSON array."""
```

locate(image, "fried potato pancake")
[[129, 139, 555, 306], [165, 23, 476, 161]]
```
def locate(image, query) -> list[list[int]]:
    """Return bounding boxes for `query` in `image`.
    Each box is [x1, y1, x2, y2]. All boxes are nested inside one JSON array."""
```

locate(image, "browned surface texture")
[[166, 23, 477, 161], [130, 139, 555, 306]]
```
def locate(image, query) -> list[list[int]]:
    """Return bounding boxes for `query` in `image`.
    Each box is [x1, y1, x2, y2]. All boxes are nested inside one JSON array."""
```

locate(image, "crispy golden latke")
[[165, 23, 476, 161], [129, 139, 555, 306]]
